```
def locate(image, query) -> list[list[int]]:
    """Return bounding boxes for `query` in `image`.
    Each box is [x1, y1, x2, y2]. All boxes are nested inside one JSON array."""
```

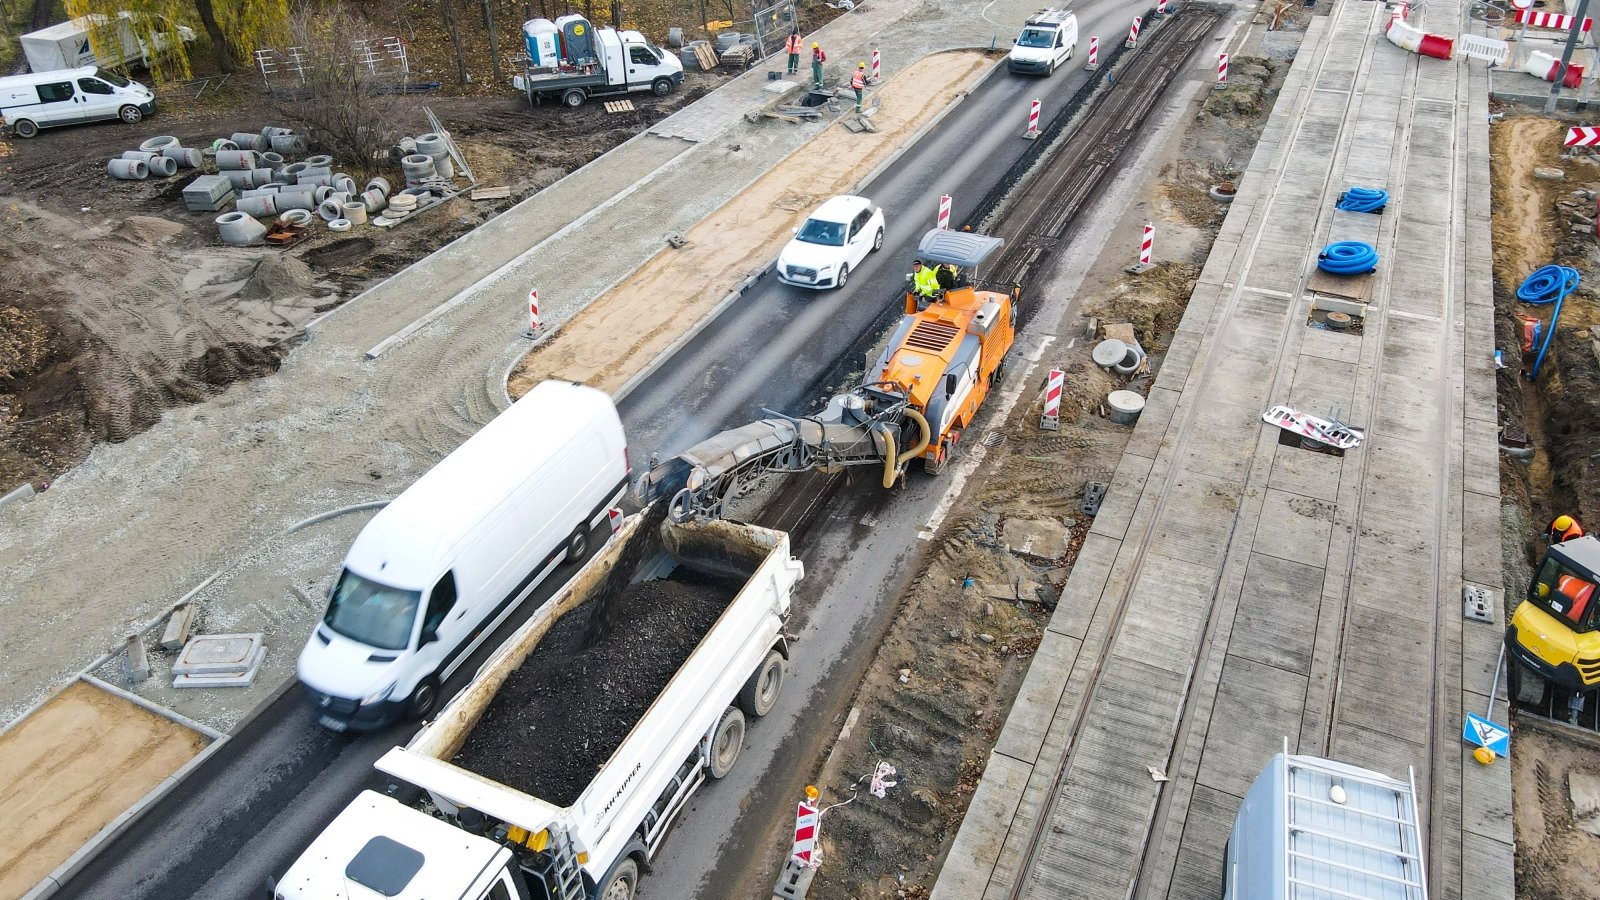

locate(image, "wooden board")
[[1305, 266, 1374, 301], [470, 186, 512, 201], [692, 43, 720, 70], [603, 99, 635, 113]]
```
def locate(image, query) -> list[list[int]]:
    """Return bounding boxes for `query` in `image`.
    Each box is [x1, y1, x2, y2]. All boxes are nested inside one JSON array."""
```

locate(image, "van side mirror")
[[419, 627, 439, 646]]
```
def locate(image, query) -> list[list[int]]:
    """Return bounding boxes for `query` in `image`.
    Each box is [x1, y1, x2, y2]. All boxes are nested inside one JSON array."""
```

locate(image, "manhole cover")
[[174, 632, 264, 674]]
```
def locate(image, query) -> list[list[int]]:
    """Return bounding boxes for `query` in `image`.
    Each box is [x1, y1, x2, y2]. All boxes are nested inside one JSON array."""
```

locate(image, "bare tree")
[[272, 4, 408, 176]]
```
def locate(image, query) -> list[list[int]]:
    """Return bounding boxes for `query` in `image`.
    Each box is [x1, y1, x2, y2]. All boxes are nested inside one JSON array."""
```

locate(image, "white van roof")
[[1024, 8, 1074, 27], [344, 380, 619, 589], [0, 65, 98, 86]]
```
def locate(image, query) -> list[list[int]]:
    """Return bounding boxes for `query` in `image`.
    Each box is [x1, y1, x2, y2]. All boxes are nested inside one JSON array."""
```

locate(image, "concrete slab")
[[1003, 518, 1070, 563], [173, 645, 265, 689], [171, 634, 264, 676], [1228, 552, 1325, 675], [1250, 488, 1335, 569]]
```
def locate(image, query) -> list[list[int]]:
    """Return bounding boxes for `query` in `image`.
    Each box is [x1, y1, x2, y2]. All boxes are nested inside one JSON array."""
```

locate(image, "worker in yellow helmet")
[[1547, 514, 1586, 545], [910, 259, 940, 300], [851, 62, 867, 112], [811, 42, 826, 89]]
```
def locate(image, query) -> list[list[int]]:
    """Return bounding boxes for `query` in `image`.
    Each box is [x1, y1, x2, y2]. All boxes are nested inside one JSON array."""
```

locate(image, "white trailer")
[[20, 13, 194, 73], [274, 514, 803, 900]]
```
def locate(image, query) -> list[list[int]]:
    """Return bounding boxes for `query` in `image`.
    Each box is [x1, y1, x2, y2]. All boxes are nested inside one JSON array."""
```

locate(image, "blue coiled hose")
[[1336, 186, 1389, 213], [1518, 264, 1581, 379], [1317, 241, 1379, 275]]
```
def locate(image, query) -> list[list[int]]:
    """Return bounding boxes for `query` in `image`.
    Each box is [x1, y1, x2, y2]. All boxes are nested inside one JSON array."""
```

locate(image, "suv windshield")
[[94, 67, 130, 87], [1017, 27, 1054, 48], [796, 217, 846, 246], [324, 569, 421, 650]]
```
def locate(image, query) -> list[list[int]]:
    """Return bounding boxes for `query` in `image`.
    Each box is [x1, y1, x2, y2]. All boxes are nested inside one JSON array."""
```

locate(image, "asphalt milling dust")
[[452, 573, 736, 808]]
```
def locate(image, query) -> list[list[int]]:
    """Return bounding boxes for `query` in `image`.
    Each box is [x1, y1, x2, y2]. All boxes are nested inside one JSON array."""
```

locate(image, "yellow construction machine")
[[1507, 534, 1600, 719], [640, 229, 1016, 521]]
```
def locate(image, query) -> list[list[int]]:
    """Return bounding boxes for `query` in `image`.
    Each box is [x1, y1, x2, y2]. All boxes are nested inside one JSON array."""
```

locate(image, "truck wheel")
[[567, 526, 590, 561], [12, 119, 38, 138], [738, 650, 786, 717], [709, 707, 745, 778], [562, 88, 586, 108], [119, 104, 144, 124], [596, 857, 640, 900], [405, 676, 440, 720], [651, 77, 674, 97]]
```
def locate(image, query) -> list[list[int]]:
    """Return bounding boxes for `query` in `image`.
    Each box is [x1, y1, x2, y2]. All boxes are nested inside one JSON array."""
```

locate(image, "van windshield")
[[324, 569, 421, 650], [1017, 27, 1055, 48], [94, 68, 130, 88]]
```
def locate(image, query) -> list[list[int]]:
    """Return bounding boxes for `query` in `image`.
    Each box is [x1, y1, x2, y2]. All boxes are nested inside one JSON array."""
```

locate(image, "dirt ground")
[[0, 71, 725, 494], [799, 49, 1284, 897], [505, 49, 994, 400], [452, 572, 733, 807], [0, 680, 207, 899], [1488, 111, 1600, 900]]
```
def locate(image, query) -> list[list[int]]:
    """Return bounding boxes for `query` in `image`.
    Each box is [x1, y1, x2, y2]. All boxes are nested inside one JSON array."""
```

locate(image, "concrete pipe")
[[260, 151, 285, 168], [313, 185, 334, 203], [304, 154, 333, 168], [216, 211, 268, 246], [222, 170, 256, 190], [1112, 344, 1145, 376], [296, 165, 332, 180], [278, 208, 314, 226], [333, 173, 357, 195], [361, 188, 388, 213], [107, 158, 149, 180], [147, 155, 178, 177], [162, 146, 203, 168], [248, 167, 275, 186], [216, 149, 258, 170], [416, 132, 449, 158], [342, 201, 368, 225], [432, 155, 455, 180], [318, 197, 347, 221], [236, 194, 279, 217], [237, 187, 274, 199], [274, 191, 318, 211], [261, 125, 295, 137], [269, 133, 308, 155], [211, 138, 238, 151], [1107, 390, 1146, 426], [365, 175, 392, 197], [388, 137, 418, 164], [138, 135, 179, 152], [231, 132, 269, 152], [282, 161, 310, 180], [328, 218, 353, 232], [275, 181, 317, 196], [121, 150, 159, 161], [1091, 338, 1128, 369], [400, 154, 436, 182], [297, 173, 333, 189]]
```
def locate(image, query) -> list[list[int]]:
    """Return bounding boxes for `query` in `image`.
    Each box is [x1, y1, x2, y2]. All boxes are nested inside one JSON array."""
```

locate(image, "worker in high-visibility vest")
[[811, 42, 826, 89], [785, 31, 802, 75], [911, 260, 939, 298], [851, 62, 867, 112], [1547, 514, 1586, 545]]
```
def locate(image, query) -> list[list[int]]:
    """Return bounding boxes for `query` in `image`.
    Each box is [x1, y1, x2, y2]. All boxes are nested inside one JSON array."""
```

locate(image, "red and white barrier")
[[937, 194, 952, 230], [608, 507, 623, 535], [1127, 16, 1141, 48], [527, 288, 541, 334], [793, 801, 820, 866], [871, 48, 881, 81], [1527, 50, 1586, 88], [1024, 99, 1041, 139], [1514, 8, 1593, 32], [1385, 1, 1454, 60], [1217, 52, 1229, 86], [1139, 222, 1153, 267], [1086, 35, 1099, 69], [1567, 126, 1600, 147], [1157, 0, 1168, 14], [1040, 368, 1064, 430]]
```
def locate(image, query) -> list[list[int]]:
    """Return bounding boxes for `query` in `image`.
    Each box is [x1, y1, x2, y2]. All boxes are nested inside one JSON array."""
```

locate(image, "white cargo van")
[[297, 381, 630, 732], [1008, 9, 1079, 76], [0, 66, 155, 138]]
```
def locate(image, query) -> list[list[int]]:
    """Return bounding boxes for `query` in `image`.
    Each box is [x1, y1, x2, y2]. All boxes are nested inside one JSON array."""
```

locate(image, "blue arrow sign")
[[1463, 712, 1510, 756]]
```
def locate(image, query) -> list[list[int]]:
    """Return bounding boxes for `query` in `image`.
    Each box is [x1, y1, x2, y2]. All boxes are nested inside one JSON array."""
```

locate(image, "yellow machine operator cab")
[[1508, 534, 1600, 691], [872, 229, 1017, 473]]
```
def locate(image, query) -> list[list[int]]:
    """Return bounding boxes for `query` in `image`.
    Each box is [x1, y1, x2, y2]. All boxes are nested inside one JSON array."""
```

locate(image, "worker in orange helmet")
[[811, 42, 827, 89], [785, 30, 802, 75], [851, 62, 867, 112], [1546, 514, 1585, 544]]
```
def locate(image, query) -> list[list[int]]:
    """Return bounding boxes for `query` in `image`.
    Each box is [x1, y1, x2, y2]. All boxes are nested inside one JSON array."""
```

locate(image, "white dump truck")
[[273, 513, 804, 900]]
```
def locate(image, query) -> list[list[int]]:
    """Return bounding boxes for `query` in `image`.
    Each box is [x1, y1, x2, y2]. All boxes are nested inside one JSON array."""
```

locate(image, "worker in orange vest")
[[1547, 514, 1586, 544], [851, 62, 867, 112], [811, 42, 826, 89], [786, 31, 803, 75]]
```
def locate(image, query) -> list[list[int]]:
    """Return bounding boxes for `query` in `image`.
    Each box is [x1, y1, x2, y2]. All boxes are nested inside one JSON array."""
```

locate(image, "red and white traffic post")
[[525, 287, 541, 337], [1023, 98, 1041, 140], [1040, 368, 1065, 430], [1086, 35, 1099, 70], [870, 47, 881, 82], [1138, 222, 1154, 268], [608, 507, 624, 536], [1216, 52, 1229, 88], [1157, 0, 1168, 15], [1127, 15, 1141, 48], [937, 194, 952, 230]]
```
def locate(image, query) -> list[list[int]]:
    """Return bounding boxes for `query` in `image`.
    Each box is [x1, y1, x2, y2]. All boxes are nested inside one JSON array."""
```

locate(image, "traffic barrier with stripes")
[[1217, 52, 1228, 87], [1526, 50, 1586, 87], [526, 288, 541, 336], [1157, 0, 1167, 14], [608, 507, 623, 535], [1567, 127, 1600, 147], [871, 48, 880, 81], [1514, 8, 1593, 32], [1127, 15, 1141, 48], [1385, 0, 1454, 60], [793, 800, 820, 866], [937, 194, 952, 230], [1086, 35, 1099, 69], [1040, 368, 1065, 430], [1024, 99, 1041, 139], [1139, 222, 1154, 267]]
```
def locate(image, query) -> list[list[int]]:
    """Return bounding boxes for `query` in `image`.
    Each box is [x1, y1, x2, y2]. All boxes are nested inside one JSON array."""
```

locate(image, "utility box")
[[183, 174, 235, 211]]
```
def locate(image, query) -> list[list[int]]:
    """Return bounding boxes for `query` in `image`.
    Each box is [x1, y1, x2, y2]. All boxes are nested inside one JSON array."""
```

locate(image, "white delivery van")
[[0, 65, 156, 137], [297, 380, 630, 732], [1008, 9, 1079, 76]]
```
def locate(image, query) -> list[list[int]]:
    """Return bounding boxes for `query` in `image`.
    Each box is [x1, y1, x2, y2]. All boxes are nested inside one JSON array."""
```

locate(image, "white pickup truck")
[[273, 513, 804, 900]]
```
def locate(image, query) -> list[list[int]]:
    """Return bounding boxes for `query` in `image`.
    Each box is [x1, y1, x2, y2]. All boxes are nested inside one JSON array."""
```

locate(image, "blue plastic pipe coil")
[[1336, 186, 1388, 213], [1517, 264, 1581, 379], [1317, 241, 1379, 275]]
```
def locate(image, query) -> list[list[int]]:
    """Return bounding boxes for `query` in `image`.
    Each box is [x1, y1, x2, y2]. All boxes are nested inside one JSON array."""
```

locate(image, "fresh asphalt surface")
[[59, 6, 1142, 896]]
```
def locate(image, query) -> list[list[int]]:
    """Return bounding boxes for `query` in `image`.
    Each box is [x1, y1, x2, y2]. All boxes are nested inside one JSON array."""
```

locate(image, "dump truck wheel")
[[738, 651, 786, 717], [709, 707, 745, 778], [597, 857, 640, 900]]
